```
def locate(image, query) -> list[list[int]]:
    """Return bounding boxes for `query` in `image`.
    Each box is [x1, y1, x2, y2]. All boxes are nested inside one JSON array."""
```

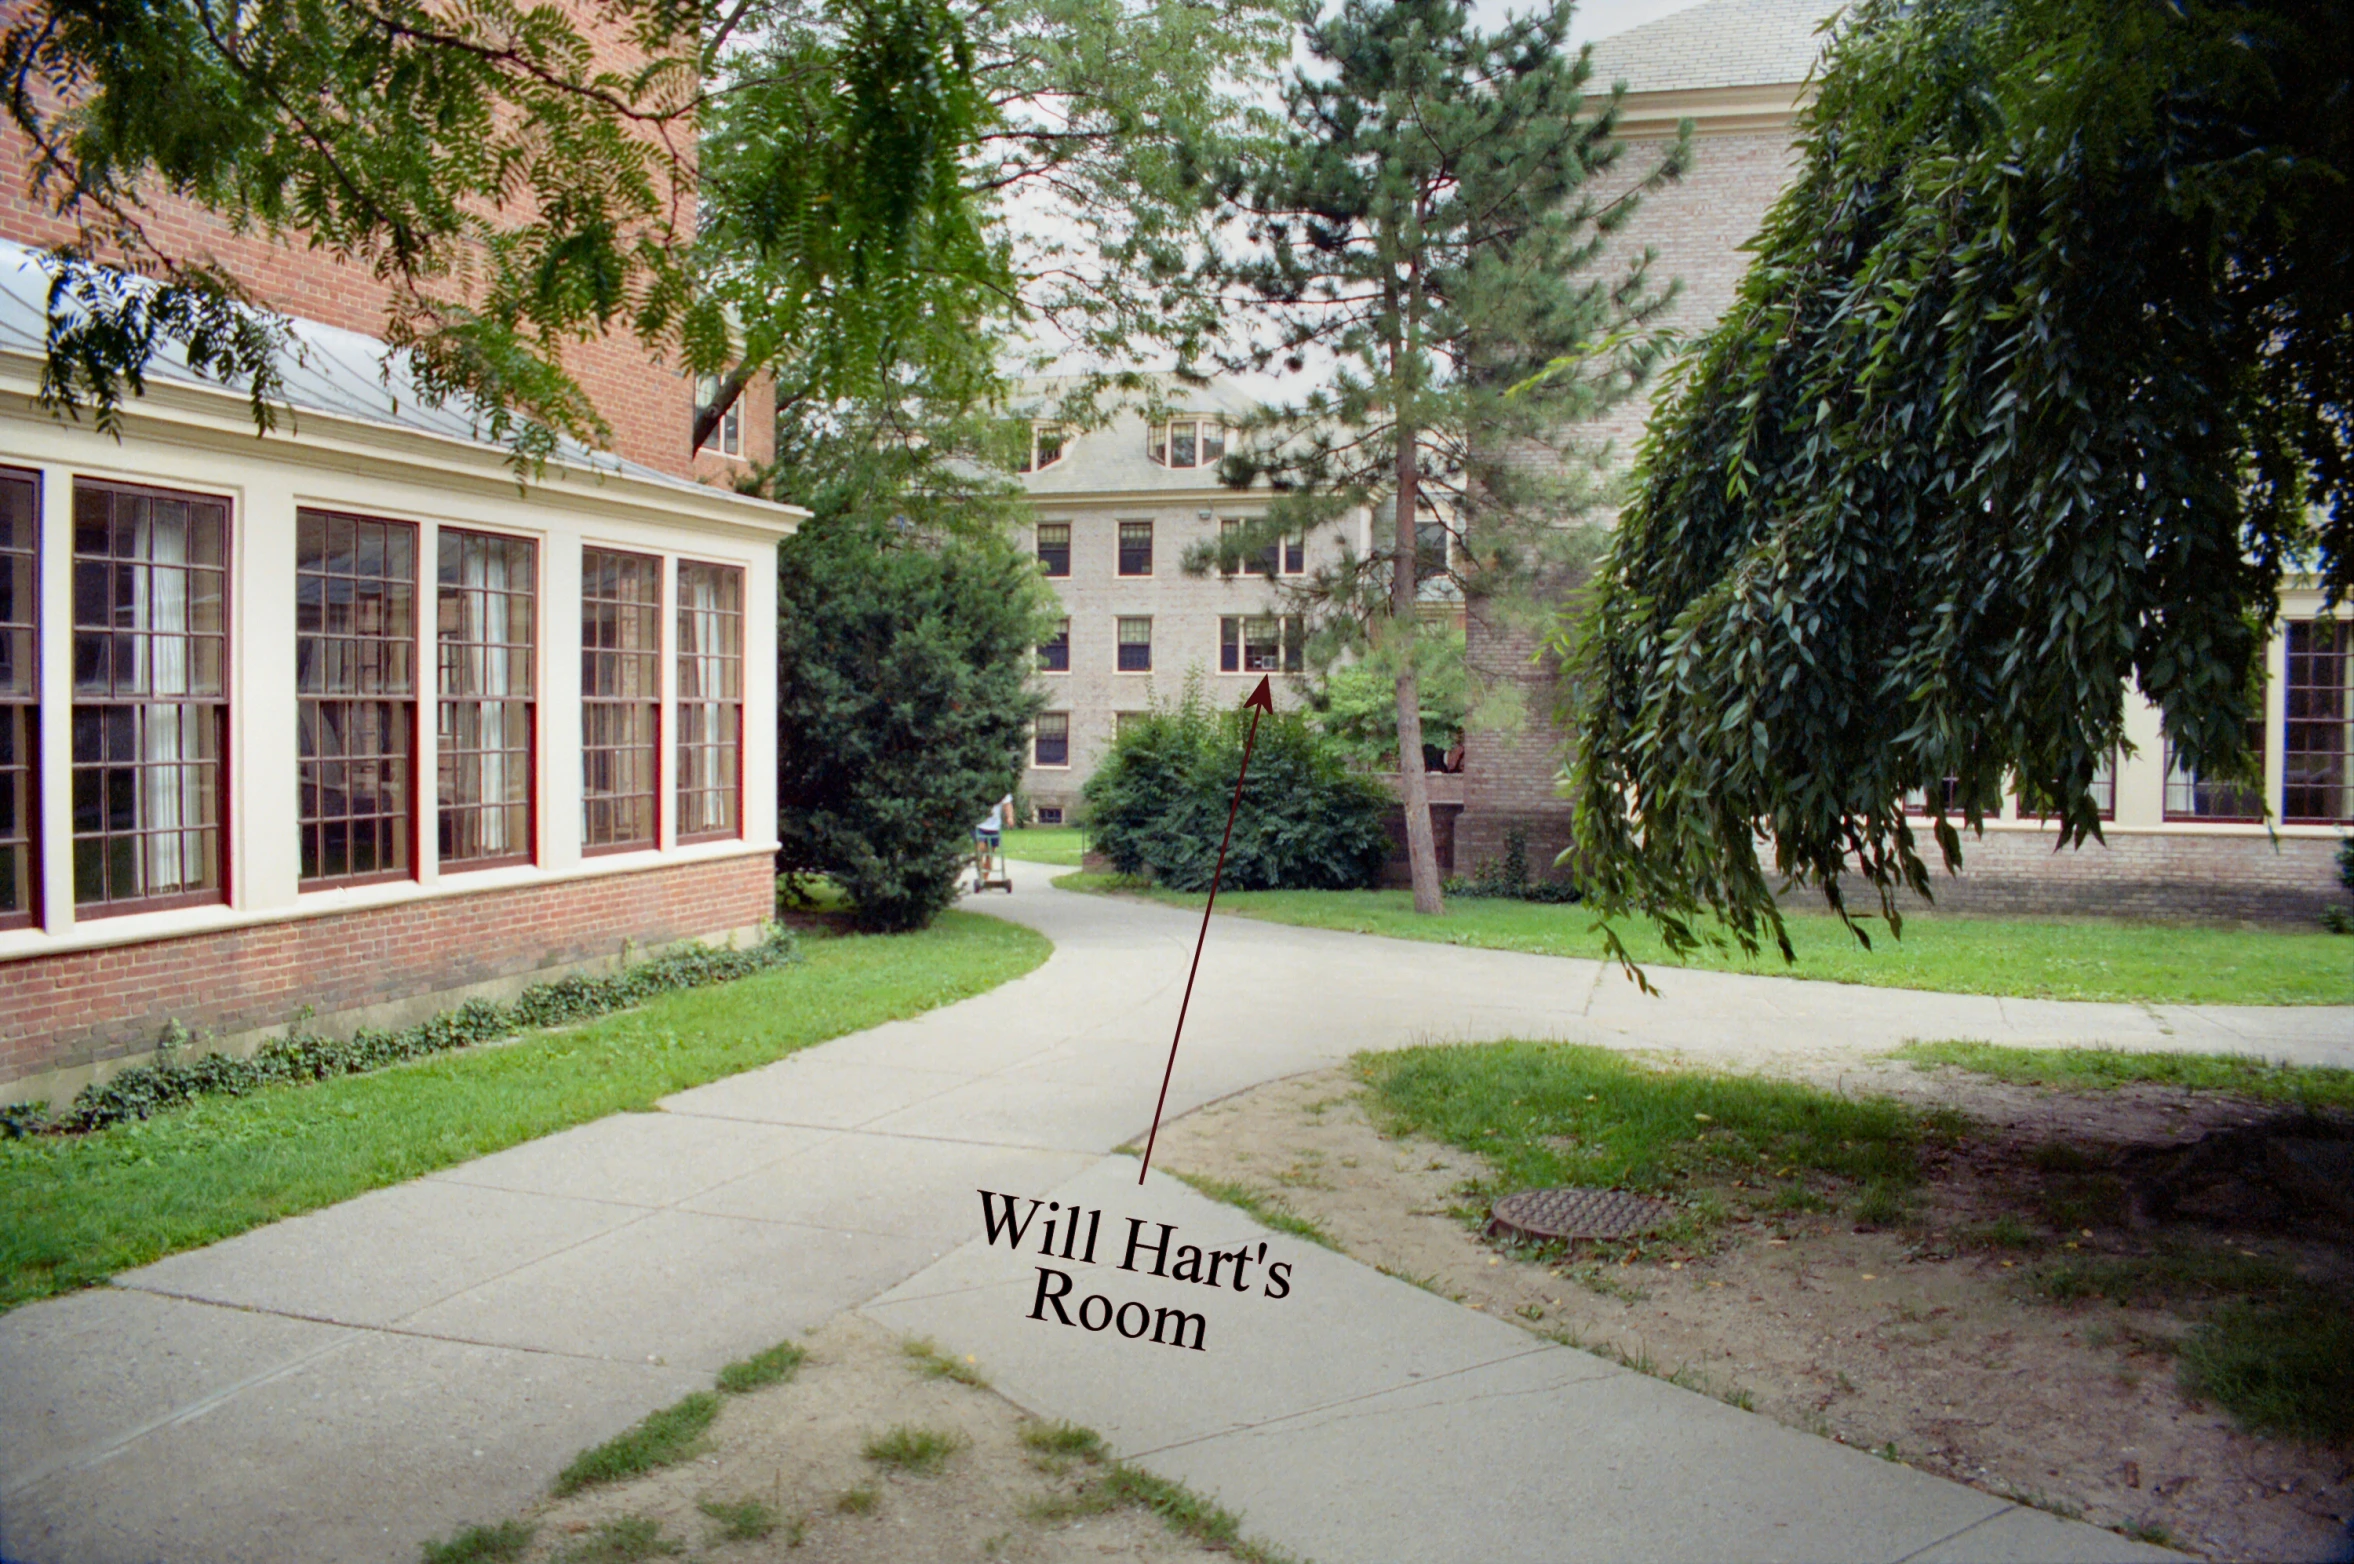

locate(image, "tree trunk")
[[1392, 419, 1444, 915]]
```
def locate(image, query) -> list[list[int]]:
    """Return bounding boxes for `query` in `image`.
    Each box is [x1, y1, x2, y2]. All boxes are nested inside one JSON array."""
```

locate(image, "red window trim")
[[68, 476, 234, 919], [436, 525, 540, 873], [0, 465, 39, 931]]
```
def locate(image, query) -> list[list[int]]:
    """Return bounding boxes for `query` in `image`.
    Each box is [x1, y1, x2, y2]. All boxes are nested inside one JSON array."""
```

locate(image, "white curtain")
[[470, 539, 516, 856], [141, 498, 190, 894], [681, 569, 723, 829]]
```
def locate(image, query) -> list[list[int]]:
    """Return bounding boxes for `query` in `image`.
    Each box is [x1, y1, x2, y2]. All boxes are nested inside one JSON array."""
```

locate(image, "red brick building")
[[1453, 0, 2350, 924], [0, 11, 798, 1105]]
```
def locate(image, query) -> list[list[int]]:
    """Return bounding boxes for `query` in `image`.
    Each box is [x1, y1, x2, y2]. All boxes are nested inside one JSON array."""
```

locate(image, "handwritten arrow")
[[1137, 675, 1275, 1184]]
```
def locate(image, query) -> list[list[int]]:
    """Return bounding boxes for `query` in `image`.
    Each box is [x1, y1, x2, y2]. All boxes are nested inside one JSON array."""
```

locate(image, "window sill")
[[0, 839, 781, 965]]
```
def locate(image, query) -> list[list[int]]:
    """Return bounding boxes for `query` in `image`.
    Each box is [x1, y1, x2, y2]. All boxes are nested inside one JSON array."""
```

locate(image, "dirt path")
[[1151, 1064, 2354, 1564]]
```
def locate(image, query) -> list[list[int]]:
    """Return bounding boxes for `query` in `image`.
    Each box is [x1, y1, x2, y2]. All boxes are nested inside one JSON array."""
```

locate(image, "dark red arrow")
[[1137, 675, 1275, 1184]]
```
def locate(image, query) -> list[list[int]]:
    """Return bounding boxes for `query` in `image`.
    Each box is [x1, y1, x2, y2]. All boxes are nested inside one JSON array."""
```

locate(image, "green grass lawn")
[[1001, 825, 1088, 866], [1360, 1040, 1958, 1235], [1894, 1040, 2354, 1111], [0, 912, 1049, 1314], [1054, 872, 2354, 1005]]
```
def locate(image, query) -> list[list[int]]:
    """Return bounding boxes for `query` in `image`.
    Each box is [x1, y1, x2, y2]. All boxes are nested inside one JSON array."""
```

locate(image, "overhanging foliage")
[[1566, 0, 2351, 968]]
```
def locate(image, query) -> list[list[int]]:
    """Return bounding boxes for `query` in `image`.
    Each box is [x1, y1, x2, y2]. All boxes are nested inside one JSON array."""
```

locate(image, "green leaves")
[[7, 0, 701, 459], [773, 493, 1054, 932], [1082, 678, 1393, 892], [1566, 0, 2349, 961]]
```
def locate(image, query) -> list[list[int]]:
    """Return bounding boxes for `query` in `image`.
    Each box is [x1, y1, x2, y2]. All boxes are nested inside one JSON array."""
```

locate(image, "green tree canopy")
[[1192, 0, 1686, 912], [1566, 0, 2351, 970], [3, 0, 1286, 464]]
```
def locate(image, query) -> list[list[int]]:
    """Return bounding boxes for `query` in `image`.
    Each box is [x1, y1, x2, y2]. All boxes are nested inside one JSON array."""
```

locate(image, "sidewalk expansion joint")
[[1888, 1502, 2033, 1563], [1124, 1341, 1562, 1460]]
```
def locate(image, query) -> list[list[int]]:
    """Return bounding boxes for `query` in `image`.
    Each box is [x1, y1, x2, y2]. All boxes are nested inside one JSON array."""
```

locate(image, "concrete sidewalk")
[[4, 859, 2337, 1562], [868, 1158, 2174, 1563]]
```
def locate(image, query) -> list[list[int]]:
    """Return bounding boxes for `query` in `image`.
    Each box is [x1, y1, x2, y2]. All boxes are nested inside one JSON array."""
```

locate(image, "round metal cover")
[[1489, 1187, 1675, 1242]]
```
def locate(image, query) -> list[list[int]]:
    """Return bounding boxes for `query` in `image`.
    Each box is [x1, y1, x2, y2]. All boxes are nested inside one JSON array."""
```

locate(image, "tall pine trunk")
[[1392, 417, 1444, 915]]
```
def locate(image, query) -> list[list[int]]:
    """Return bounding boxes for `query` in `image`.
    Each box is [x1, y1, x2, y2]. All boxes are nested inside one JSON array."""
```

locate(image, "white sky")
[[1012, 0, 1717, 393]]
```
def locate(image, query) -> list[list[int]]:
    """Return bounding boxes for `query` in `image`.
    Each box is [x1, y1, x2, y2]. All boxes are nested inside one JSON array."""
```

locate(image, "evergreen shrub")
[[1083, 681, 1389, 892]]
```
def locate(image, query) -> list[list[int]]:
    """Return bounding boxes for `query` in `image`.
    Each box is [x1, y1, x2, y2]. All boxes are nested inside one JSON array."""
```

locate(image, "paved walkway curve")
[[4, 861, 2345, 1562]]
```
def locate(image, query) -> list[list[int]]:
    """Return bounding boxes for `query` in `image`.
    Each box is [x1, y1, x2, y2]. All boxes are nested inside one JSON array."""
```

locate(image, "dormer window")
[[1148, 419, 1226, 469], [1016, 425, 1067, 473]]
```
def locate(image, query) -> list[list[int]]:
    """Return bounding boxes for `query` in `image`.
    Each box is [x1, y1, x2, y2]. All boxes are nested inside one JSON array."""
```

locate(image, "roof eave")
[[1609, 79, 1816, 138], [0, 346, 806, 540]]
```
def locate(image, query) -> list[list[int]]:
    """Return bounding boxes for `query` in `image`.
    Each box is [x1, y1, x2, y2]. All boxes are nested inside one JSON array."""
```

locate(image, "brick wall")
[[0, 1, 718, 482], [0, 853, 775, 1096], [1862, 828, 2345, 926]]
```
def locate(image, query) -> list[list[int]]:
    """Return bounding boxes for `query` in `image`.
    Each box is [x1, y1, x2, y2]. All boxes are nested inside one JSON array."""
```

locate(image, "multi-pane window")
[[2163, 728, 2265, 822], [2284, 619, 2351, 824], [1284, 536, 1305, 575], [582, 548, 662, 850], [1220, 615, 1304, 674], [0, 471, 36, 927], [1039, 619, 1070, 673], [1220, 517, 1280, 578], [1415, 517, 1451, 583], [1147, 420, 1225, 469], [1118, 521, 1153, 576], [1116, 616, 1152, 672], [677, 562, 744, 841], [438, 529, 536, 867], [1034, 712, 1070, 767], [296, 511, 416, 886], [1035, 805, 1064, 826], [1015, 426, 1066, 472], [70, 480, 229, 912], [1037, 523, 1070, 578], [1902, 778, 1961, 816]]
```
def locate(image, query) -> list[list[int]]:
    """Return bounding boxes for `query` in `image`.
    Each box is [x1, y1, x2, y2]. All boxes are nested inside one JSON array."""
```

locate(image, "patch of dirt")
[[502, 1313, 1229, 1563], [1153, 1065, 2354, 1564]]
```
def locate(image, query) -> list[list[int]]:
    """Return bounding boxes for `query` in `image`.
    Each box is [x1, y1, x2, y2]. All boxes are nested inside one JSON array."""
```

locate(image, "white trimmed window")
[[1147, 419, 1227, 470]]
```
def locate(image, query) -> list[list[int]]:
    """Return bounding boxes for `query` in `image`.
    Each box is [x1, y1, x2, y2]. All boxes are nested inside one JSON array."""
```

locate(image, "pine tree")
[[1195, 0, 1685, 913]]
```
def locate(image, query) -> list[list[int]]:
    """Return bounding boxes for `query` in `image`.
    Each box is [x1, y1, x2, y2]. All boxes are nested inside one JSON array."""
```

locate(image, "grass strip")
[[4, 932, 801, 1137], [1165, 1170, 1338, 1249], [553, 1394, 719, 1496], [0, 912, 1049, 1313], [554, 1515, 684, 1562], [1893, 1040, 2354, 1110], [860, 1424, 966, 1474], [901, 1335, 991, 1387], [1056, 872, 2354, 1005], [1050, 1465, 1300, 1563], [998, 824, 1088, 866], [421, 1520, 535, 1564], [1360, 1041, 1954, 1211], [716, 1339, 805, 1394]]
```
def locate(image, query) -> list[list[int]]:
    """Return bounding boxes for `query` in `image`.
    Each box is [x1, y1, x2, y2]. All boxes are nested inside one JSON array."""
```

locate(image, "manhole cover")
[[1489, 1187, 1675, 1242]]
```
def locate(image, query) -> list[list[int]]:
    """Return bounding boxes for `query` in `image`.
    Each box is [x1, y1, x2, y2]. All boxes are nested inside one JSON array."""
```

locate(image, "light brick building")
[[0, 16, 797, 1105], [1455, 0, 2351, 923], [1015, 382, 1373, 824]]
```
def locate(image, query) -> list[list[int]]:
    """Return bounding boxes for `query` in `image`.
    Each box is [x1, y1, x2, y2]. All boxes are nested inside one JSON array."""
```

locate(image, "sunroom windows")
[[71, 480, 229, 914]]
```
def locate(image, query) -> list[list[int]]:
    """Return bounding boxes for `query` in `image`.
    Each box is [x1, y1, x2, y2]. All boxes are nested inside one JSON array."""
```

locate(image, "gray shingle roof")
[[1586, 0, 1846, 94]]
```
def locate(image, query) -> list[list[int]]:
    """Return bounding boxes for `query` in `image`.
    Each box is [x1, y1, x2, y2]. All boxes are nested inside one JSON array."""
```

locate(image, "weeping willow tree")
[[1565, 0, 2350, 972]]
